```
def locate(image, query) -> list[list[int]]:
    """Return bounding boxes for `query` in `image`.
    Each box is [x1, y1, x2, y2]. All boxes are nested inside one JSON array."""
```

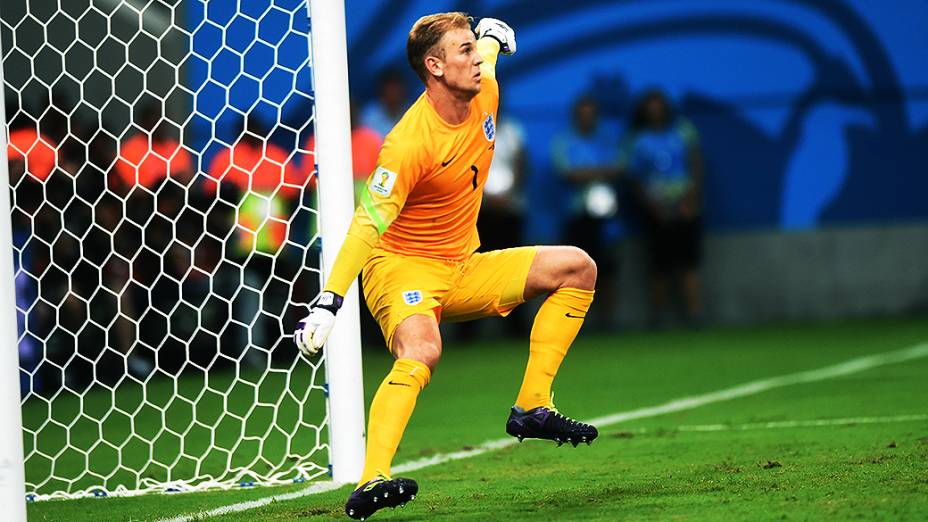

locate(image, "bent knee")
[[391, 314, 442, 371], [525, 246, 599, 299], [416, 343, 442, 371], [565, 247, 597, 290], [394, 340, 441, 371]]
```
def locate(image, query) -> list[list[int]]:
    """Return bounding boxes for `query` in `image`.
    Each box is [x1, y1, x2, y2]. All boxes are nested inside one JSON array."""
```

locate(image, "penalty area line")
[[159, 341, 928, 522]]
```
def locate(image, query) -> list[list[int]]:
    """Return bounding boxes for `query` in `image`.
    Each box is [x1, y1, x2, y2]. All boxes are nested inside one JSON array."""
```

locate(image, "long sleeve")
[[322, 138, 424, 296], [477, 37, 500, 80]]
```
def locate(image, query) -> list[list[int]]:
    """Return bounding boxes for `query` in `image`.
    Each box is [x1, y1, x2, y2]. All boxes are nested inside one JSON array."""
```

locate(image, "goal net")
[[1, 0, 357, 500]]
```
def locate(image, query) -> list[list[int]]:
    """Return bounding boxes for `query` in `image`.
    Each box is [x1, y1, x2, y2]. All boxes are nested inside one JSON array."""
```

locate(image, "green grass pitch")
[[26, 316, 928, 521]]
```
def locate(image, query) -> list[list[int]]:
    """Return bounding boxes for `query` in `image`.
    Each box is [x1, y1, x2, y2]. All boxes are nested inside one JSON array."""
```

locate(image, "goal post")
[[309, 0, 367, 485], [0, 72, 27, 521], [0, 0, 364, 503]]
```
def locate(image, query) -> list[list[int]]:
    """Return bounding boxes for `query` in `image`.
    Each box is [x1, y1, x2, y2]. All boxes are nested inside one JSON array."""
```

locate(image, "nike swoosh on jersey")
[[441, 155, 456, 167], [565, 313, 586, 319], [388, 380, 411, 387]]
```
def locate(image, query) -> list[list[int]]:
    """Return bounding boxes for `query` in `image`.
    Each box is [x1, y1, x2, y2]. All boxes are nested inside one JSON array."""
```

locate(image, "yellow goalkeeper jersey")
[[324, 38, 502, 296], [366, 76, 499, 259]]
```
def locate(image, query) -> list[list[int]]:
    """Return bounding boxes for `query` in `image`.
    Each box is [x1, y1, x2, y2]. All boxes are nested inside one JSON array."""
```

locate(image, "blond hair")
[[406, 12, 472, 84]]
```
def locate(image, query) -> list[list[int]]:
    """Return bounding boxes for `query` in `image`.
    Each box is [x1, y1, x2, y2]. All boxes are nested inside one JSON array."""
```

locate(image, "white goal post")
[[0, 71, 27, 522], [309, 0, 367, 485], [0, 0, 364, 508]]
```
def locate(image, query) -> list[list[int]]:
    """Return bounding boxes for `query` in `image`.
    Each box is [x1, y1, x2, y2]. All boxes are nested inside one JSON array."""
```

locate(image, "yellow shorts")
[[361, 246, 538, 350]]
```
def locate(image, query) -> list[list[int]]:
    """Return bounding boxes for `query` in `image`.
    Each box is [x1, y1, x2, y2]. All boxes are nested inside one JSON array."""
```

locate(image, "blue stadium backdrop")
[[342, 0, 928, 243], [188, 0, 314, 180], [190, 0, 928, 243]]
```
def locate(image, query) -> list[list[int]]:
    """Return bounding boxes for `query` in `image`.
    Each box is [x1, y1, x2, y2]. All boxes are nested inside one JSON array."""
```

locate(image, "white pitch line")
[[583, 342, 928, 428], [158, 341, 928, 522], [678, 413, 928, 432], [156, 481, 344, 522]]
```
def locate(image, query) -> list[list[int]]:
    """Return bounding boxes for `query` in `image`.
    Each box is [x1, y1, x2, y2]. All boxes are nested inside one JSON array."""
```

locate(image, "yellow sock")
[[357, 358, 431, 487], [515, 287, 594, 411]]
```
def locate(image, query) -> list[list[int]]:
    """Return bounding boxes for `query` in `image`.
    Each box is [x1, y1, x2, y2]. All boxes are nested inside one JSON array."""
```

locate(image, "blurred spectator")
[[206, 115, 310, 256], [115, 106, 193, 190], [475, 109, 529, 337], [306, 102, 383, 203], [622, 90, 704, 327], [478, 109, 527, 251], [7, 104, 59, 394], [347, 125, 383, 198], [551, 95, 623, 329], [16, 249, 39, 397], [360, 67, 408, 138], [7, 118, 57, 185], [60, 114, 143, 384], [114, 106, 196, 376], [7, 103, 57, 288], [206, 115, 312, 365], [116, 106, 193, 279], [41, 89, 70, 145]]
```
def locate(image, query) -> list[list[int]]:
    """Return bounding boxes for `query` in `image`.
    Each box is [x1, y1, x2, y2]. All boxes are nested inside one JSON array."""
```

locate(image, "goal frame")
[[0, 54, 28, 522], [0, 0, 366, 512], [308, 0, 366, 485]]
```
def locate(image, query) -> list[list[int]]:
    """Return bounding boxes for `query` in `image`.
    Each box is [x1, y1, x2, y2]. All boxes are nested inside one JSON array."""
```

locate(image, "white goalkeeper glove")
[[476, 18, 516, 55], [294, 291, 343, 357]]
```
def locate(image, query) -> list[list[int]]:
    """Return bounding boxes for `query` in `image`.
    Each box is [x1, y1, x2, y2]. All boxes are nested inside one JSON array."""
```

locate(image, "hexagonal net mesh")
[[2, 0, 331, 500]]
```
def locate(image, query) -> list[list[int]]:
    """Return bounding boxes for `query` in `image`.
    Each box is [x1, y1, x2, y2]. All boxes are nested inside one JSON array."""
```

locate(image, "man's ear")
[[424, 55, 444, 78]]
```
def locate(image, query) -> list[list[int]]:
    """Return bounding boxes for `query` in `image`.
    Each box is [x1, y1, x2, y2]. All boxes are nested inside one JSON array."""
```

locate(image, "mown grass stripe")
[[158, 341, 928, 522]]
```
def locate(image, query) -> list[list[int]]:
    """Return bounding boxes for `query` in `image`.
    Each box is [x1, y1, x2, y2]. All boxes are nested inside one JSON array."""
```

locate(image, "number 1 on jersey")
[[470, 165, 478, 190]]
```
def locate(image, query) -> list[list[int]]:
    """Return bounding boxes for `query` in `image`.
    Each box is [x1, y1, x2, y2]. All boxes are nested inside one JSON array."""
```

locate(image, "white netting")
[[2, 0, 328, 500]]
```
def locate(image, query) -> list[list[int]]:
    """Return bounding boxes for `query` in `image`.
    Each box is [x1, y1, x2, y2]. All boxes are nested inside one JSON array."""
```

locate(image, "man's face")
[[575, 101, 598, 134], [645, 97, 669, 127], [381, 79, 406, 110], [432, 27, 483, 97]]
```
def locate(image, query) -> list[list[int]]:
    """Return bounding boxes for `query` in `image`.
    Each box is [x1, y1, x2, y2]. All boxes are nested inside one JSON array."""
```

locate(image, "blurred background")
[[2, 0, 927, 502], [3, 0, 323, 398], [3, 0, 928, 390], [343, 0, 928, 333]]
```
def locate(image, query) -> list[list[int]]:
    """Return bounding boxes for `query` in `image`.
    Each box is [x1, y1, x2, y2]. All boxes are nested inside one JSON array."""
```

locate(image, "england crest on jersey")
[[402, 290, 422, 305], [483, 113, 496, 142]]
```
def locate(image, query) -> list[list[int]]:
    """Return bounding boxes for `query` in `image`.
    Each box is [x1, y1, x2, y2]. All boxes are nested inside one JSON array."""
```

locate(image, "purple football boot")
[[506, 405, 598, 447]]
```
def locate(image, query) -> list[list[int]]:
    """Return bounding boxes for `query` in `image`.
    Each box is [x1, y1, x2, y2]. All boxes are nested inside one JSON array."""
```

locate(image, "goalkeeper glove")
[[476, 18, 516, 55], [294, 291, 343, 357]]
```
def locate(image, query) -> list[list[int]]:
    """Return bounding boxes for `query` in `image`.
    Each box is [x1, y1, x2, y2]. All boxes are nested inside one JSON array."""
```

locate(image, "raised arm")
[[475, 17, 516, 80]]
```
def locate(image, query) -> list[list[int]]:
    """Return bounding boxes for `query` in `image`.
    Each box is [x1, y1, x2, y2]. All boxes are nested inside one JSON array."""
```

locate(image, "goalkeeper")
[[295, 12, 599, 520]]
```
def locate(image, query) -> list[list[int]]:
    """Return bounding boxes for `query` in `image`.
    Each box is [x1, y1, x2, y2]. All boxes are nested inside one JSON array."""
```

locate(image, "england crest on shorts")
[[483, 113, 495, 142], [402, 290, 422, 305]]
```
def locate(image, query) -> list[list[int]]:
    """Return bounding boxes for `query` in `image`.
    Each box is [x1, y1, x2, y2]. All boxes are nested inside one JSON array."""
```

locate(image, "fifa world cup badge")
[[370, 166, 398, 196], [483, 113, 496, 142]]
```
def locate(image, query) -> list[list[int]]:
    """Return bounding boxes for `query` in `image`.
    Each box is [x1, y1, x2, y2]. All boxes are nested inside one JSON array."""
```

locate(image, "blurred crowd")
[[544, 89, 706, 331], [8, 68, 708, 396], [350, 70, 707, 335], [8, 99, 320, 396]]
